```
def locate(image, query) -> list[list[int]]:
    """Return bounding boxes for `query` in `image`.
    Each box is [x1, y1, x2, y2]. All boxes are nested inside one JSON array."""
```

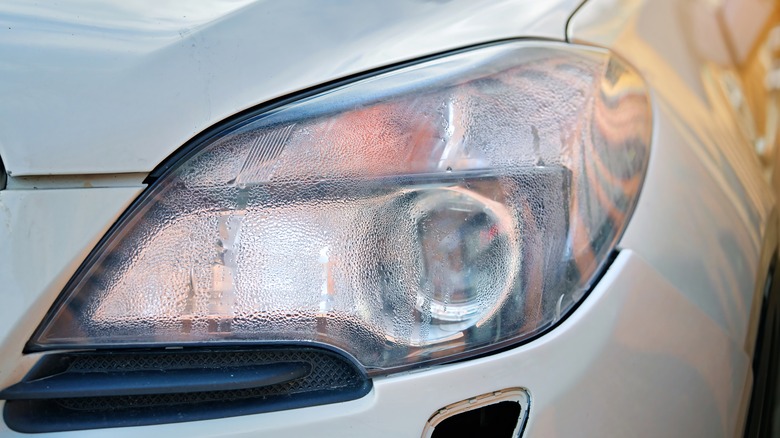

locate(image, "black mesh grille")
[[57, 349, 362, 411], [3, 347, 371, 433], [66, 349, 340, 372]]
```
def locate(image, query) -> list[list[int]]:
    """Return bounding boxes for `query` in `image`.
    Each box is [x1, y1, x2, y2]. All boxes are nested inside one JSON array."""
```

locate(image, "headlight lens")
[[30, 41, 651, 374]]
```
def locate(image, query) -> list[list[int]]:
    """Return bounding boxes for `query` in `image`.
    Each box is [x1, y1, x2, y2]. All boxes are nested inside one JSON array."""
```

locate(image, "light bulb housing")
[[28, 41, 652, 375]]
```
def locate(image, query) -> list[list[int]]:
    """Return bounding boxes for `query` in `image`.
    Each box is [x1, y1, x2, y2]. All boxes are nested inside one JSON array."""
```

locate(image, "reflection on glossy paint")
[[721, 6, 780, 192], [570, 0, 775, 352]]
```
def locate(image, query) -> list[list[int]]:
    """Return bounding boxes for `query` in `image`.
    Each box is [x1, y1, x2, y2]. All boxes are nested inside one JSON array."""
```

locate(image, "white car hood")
[[0, 0, 581, 177]]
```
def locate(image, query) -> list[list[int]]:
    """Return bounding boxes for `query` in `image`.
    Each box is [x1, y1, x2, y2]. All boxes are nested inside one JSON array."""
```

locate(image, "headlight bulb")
[[411, 186, 519, 328]]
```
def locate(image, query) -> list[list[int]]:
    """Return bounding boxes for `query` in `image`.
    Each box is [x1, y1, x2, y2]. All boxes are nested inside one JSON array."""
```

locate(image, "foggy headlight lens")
[[30, 42, 651, 374]]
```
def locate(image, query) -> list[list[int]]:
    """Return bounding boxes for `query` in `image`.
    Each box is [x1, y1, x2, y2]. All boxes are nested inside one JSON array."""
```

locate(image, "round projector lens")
[[411, 187, 519, 326]]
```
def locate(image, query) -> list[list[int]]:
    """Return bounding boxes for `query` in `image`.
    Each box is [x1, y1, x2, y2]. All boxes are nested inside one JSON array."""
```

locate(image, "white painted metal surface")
[[0, 0, 581, 177], [0, 187, 144, 391]]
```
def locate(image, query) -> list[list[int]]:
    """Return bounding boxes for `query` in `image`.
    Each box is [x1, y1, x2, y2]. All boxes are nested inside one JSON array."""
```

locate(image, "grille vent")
[[2, 347, 371, 433]]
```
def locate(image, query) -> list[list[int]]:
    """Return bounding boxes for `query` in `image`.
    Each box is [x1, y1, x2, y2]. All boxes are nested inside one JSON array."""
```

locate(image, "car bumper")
[[0, 249, 751, 437]]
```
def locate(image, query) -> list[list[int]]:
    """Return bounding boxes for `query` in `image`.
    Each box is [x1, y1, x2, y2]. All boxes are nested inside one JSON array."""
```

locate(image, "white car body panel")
[[0, 187, 144, 388], [0, 0, 776, 436], [0, 0, 580, 176], [570, 0, 776, 351]]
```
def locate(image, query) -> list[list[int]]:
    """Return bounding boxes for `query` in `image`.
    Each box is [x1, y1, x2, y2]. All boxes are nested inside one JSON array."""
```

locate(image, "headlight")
[[29, 41, 651, 375]]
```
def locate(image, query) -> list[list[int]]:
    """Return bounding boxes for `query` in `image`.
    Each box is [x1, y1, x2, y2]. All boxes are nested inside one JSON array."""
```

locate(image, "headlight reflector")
[[30, 42, 651, 374]]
